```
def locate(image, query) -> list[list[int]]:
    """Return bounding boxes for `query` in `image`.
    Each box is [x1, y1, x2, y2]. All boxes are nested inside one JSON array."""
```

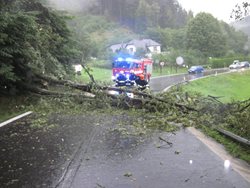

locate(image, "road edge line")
[[0, 111, 33, 128], [187, 127, 250, 183]]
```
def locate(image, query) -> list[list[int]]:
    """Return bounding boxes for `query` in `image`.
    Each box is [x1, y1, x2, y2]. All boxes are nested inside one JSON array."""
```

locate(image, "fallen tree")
[[29, 73, 199, 113], [12, 64, 250, 149]]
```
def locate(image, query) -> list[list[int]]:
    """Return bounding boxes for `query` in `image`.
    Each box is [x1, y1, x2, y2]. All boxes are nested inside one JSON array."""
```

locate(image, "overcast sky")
[[178, 0, 248, 23]]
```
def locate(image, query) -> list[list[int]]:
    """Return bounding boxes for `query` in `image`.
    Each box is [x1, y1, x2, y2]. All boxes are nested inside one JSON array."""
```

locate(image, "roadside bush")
[[209, 56, 250, 68]]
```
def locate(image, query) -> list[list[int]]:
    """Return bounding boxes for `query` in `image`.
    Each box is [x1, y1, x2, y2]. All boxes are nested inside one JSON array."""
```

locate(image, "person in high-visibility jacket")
[[135, 74, 148, 87]]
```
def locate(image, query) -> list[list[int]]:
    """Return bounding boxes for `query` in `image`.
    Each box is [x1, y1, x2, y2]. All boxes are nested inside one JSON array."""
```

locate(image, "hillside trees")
[[0, 0, 83, 95], [135, 0, 150, 32], [93, 0, 188, 31], [88, 1, 248, 59], [185, 12, 249, 58], [186, 13, 227, 57], [145, 27, 187, 51], [148, 2, 160, 27], [221, 22, 248, 55], [146, 12, 248, 66]]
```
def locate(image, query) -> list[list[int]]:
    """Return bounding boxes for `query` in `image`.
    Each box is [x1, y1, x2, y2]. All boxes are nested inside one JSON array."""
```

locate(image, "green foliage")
[[208, 56, 250, 68], [129, 85, 250, 158], [144, 27, 166, 48], [146, 15, 248, 64], [0, 64, 17, 82], [181, 49, 206, 66], [62, 2, 248, 63], [92, 0, 188, 31], [186, 13, 227, 57], [201, 125, 250, 163], [224, 110, 250, 139], [67, 13, 137, 59], [168, 28, 187, 50], [152, 48, 206, 68], [135, 0, 149, 32], [152, 52, 169, 62], [166, 86, 250, 163], [182, 70, 250, 102], [0, 10, 40, 92], [0, 0, 80, 95], [193, 97, 250, 141], [1, 80, 249, 162], [145, 27, 187, 51], [220, 21, 249, 55]]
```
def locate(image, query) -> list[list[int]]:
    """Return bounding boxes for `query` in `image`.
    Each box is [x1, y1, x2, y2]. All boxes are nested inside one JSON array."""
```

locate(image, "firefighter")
[[129, 70, 137, 85], [135, 74, 148, 90]]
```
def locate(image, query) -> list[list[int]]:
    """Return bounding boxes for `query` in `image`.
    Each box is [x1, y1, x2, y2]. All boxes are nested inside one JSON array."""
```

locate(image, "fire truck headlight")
[[126, 58, 133, 62], [117, 57, 123, 61], [112, 76, 116, 80]]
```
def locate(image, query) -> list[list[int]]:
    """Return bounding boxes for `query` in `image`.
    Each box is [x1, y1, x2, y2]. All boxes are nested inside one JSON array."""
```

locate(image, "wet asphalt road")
[[57, 124, 249, 188], [150, 68, 230, 92], [56, 68, 250, 188]]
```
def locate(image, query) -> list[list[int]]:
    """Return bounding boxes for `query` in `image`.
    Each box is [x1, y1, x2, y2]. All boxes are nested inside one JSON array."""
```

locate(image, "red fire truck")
[[112, 57, 153, 83]]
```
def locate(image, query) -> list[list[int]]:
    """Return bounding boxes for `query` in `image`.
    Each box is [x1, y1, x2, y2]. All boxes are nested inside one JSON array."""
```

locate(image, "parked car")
[[239, 61, 250, 68], [188, 66, 204, 74], [229, 60, 241, 69]]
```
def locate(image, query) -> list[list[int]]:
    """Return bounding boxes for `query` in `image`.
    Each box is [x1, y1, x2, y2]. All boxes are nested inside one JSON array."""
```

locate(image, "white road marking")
[[0, 111, 33, 128]]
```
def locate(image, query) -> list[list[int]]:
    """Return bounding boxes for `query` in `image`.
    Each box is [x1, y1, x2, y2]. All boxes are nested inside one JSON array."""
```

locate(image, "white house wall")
[[148, 46, 161, 54], [156, 46, 161, 53]]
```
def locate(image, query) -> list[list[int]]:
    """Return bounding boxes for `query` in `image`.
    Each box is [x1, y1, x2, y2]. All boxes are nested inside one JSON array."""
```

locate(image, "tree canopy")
[[91, 0, 189, 32], [0, 0, 81, 95], [145, 12, 249, 66], [186, 13, 227, 57]]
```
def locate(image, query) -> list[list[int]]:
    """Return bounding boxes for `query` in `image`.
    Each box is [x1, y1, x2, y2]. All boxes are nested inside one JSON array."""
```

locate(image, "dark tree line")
[[90, 0, 190, 32]]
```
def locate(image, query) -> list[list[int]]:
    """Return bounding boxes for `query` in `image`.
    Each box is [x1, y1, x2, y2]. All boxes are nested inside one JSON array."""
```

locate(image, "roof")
[[109, 43, 126, 51], [127, 39, 161, 48]]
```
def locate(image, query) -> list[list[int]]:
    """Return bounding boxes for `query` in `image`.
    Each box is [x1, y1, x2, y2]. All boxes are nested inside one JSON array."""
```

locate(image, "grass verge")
[[201, 125, 250, 163], [75, 67, 112, 83], [182, 70, 250, 102]]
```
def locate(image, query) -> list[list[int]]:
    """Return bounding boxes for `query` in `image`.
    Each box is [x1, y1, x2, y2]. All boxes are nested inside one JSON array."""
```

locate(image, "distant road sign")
[[176, 56, 184, 65]]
